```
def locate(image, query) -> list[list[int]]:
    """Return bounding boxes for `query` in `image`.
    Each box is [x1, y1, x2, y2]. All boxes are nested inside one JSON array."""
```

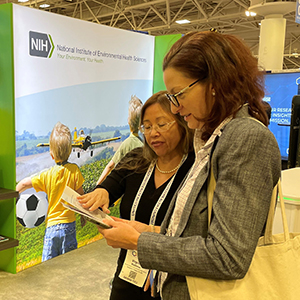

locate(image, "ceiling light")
[[175, 19, 191, 25], [18, 0, 29, 2], [245, 11, 256, 17], [39, 3, 50, 8]]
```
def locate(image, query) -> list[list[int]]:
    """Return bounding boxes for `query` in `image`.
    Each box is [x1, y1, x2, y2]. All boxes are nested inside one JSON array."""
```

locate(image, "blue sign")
[[264, 72, 300, 159]]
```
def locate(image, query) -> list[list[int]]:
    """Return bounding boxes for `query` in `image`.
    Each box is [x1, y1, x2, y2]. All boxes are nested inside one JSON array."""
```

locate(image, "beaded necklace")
[[156, 158, 183, 174]]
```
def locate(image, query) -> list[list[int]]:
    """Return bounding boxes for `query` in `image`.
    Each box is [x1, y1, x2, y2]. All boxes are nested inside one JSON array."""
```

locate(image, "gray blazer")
[[137, 106, 281, 300]]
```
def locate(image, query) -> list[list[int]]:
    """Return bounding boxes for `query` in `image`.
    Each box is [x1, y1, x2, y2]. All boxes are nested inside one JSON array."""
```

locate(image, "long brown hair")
[[163, 31, 268, 141], [115, 91, 194, 173]]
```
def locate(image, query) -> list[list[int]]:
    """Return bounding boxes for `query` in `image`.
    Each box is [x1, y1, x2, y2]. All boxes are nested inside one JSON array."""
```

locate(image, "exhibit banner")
[[13, 4, 154, 271], [264, 71, 300, 160]]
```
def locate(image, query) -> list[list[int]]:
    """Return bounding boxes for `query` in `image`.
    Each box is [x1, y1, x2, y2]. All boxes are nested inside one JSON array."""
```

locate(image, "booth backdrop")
[[0, 3, 182, 274], [14, 3, 154, 272]]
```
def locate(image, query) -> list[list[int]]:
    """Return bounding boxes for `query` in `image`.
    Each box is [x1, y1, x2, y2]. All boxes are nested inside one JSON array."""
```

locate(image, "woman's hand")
[[98, 219, 140, 250], [110, 217, 160, 233], [77, 188, 110, 213]]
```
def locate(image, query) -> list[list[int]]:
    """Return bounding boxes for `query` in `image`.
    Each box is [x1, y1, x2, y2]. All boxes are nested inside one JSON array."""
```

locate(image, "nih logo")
[[29, 31, 54, 58]]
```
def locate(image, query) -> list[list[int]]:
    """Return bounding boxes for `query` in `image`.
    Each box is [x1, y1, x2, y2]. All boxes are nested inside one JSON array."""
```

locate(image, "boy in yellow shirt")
[[16, 122, 84, 261]]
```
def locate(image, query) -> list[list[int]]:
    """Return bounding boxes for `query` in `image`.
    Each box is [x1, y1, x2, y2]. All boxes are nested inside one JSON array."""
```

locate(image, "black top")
[[97, 148, 195, 300], [99, 148, 195, 226]]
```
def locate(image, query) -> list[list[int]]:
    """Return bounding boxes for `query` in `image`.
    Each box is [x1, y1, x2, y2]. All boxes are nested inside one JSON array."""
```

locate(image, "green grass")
[[16, 138, 49, 149], [16, 156, 121, 272]]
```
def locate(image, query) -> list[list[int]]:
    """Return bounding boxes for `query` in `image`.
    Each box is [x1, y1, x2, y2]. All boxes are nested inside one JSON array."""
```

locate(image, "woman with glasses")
[[94, 31, 281, 300], [78, 90, 194, 300]]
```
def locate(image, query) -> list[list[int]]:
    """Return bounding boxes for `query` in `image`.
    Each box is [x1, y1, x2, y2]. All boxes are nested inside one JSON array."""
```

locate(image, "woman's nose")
[[149, 126, 160, 136], [170, 102, 181, 114]]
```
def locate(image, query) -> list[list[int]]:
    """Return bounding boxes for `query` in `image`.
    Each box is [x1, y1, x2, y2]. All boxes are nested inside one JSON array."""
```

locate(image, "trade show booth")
[[0, 3, 181, 273], [1, 2, 299, 275]]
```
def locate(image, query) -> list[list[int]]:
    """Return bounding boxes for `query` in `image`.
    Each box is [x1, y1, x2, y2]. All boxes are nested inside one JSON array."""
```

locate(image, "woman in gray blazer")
[[97, 31, 282, 300]]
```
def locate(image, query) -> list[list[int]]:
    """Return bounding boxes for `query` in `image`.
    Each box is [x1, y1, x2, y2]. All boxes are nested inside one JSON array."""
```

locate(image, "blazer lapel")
[[174, 162, 209, 237], [174, 135, 220, 237], [160, 172, 189, 235]]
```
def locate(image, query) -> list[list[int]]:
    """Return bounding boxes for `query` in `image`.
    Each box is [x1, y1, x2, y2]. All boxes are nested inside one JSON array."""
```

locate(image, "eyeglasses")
[[165, 79, 201, 107], [140, 121, 176, 135]]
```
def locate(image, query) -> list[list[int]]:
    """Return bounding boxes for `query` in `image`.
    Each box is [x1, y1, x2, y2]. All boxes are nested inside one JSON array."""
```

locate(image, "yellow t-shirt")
[[32, 162, 84, 228]]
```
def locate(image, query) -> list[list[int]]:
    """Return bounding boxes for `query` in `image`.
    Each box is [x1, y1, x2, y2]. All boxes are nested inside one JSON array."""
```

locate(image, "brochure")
[[61, 186, 112, 229]]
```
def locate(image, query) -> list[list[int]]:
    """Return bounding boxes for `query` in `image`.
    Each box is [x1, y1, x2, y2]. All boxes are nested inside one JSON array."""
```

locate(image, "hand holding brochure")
[[61, 186, 113, 229]]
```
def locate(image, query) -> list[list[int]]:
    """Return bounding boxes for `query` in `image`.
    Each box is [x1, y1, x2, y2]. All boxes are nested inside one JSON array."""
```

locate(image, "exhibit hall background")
[[0, 3, 155, 273], [2, 2, 297, 274], [152, 34, 181, 94], [264, 72, 300, 160]]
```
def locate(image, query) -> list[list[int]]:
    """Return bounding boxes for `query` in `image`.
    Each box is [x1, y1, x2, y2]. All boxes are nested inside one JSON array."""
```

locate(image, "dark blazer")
[[137, 106, 281, 300]]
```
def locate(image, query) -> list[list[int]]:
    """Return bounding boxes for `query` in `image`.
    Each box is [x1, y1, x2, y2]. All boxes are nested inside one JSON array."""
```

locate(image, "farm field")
[[16, 156, 121, 272]]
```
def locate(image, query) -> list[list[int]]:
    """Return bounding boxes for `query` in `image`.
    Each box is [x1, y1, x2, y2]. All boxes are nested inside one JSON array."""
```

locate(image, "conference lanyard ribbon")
[[120, 156, 186, 287]]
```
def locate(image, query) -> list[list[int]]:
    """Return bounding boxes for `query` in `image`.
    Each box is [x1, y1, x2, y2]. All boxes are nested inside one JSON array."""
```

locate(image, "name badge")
[[119, 250, 149, 287]]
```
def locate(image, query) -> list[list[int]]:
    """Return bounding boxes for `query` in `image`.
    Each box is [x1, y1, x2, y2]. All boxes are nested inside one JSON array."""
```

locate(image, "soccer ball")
[[16, 193, 48, 228]]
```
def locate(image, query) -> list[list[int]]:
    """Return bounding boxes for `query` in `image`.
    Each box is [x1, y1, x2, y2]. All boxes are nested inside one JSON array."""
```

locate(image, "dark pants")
[[110, 256, 161, 300]]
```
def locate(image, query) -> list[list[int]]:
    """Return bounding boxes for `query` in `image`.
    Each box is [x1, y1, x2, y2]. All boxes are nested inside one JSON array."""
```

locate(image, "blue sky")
[[15, 79, 152, 136]]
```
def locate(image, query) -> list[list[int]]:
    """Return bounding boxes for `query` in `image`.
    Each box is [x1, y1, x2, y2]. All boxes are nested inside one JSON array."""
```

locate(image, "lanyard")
[[130, 155, 187, 225]]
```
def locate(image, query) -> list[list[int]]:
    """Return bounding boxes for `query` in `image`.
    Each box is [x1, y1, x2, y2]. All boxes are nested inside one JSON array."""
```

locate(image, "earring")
[[212, 91, 216, 96]]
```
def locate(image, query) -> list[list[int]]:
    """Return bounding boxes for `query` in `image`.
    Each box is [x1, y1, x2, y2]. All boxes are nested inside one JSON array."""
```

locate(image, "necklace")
[[156, 160, 182, 174]]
